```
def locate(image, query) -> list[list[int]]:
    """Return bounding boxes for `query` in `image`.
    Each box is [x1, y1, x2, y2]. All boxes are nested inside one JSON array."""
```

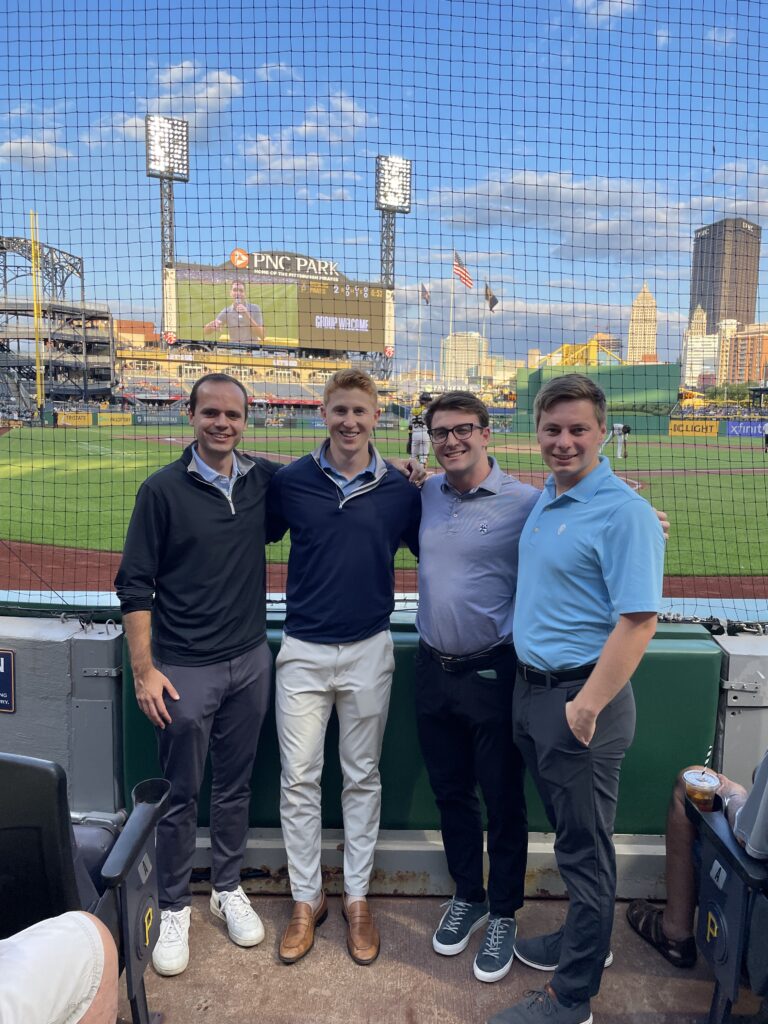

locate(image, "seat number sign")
[[0, 649, 15, 713]]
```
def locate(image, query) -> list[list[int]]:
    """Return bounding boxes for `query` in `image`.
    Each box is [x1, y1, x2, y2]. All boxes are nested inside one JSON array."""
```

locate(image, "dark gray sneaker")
[[432, 897, 489, 955], [473, 915, 517, 982], [514, 929, 613, 971], [487, 988, 593, 1024]]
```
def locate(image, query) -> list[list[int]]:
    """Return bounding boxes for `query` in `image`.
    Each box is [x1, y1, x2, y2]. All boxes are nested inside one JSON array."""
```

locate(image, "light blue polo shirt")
[[191, 444, 240, 498], [513, 456, 664, 671], [319, 441, 376, 497], [417, 457, 540, 656]]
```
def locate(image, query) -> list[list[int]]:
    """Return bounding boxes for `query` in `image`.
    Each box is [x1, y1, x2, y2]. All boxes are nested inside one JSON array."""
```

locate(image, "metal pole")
[[380, 211, 395, 291], [160, 178, 175, 345]]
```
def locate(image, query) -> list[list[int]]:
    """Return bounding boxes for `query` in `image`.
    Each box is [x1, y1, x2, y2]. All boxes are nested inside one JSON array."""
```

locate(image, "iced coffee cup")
[[683, 768, 719, 812]]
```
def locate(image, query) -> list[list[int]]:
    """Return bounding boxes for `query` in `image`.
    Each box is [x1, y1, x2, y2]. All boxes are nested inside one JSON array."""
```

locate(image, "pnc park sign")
[[230, 248, 340, 282]]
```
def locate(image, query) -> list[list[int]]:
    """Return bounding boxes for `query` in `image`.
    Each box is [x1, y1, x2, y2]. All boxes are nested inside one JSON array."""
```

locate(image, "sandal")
[[626, 899, 697, 968]]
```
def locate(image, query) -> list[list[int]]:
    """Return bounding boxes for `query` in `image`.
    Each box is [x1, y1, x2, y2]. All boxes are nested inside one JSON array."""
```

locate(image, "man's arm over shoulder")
[[400, 476, 422, 557], [265, 466, 289, 544]]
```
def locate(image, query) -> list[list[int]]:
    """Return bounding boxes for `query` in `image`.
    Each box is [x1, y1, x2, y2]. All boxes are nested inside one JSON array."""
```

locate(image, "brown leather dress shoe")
[[278, 893, 328, 963], [342, 895, 380, 965]]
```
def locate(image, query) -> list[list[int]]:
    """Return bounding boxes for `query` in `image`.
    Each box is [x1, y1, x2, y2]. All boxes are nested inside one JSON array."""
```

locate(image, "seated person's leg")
[[0, 911, 117, 1024]]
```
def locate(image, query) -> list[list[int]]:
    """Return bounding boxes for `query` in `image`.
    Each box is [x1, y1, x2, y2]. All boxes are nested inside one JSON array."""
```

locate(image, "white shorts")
[[0, 912, 105, 1024]]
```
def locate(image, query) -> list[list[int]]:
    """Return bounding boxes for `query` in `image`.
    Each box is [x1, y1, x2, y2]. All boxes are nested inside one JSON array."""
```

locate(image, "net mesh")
[[0, 0, 766, 615]]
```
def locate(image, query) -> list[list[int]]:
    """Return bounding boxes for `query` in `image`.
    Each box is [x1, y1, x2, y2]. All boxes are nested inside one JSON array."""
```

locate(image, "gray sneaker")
[[473, 915, 517, 982], [432, 896, 489, 955], [514, 929, 613, 972], [487, 988, 593, 1024]]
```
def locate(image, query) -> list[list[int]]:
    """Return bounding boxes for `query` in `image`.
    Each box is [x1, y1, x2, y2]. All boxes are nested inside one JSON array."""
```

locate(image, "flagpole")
[[417, 285, 422, 390], [447, 259, 455, 387]]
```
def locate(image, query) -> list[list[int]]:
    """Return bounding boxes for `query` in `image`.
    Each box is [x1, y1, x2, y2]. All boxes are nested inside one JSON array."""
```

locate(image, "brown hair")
[[189, 373, 249, 415], [424, 390, 489, 429], [533, 373, 607, 428], [322, 368, 379, 406]]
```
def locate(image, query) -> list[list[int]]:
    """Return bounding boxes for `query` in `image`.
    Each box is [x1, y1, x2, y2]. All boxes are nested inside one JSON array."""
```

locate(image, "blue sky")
[[1, 0, 766, 365]]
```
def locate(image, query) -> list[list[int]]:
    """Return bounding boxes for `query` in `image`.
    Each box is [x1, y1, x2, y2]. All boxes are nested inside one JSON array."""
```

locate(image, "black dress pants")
[[414, 642, 527, 917], [155, 640, 273, 909], [513, 671, 636, 1007]]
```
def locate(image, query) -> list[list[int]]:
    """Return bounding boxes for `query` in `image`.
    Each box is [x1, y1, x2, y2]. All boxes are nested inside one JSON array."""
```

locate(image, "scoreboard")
[[175, 252, 389, 354]]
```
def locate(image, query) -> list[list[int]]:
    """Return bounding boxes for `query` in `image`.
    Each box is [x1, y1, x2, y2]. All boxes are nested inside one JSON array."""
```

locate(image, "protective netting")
[[0, 0, 766, 614]]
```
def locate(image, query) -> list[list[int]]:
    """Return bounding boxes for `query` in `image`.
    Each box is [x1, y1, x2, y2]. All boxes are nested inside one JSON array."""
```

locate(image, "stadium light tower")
[[145, 115, 189, 346], [375, 156, 412, 379], [375, 156, 411, 290]]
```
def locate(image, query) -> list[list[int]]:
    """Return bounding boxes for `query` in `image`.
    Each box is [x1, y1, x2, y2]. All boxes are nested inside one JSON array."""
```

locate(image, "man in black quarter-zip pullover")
[[115, 374, 279, 977]]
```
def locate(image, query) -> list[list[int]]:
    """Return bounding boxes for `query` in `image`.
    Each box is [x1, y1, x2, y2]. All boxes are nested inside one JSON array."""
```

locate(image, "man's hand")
[[134, 664, 179, 729], [389, 456, 427, 486], [565, 699, 596, 746], [654, 508, 670, 539]]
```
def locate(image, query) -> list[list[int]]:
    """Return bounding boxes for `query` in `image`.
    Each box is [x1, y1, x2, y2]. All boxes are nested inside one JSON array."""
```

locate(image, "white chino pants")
[[275, 629, 396, 902]]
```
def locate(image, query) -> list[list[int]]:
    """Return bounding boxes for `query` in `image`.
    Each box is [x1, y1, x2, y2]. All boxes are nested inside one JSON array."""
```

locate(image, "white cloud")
[[316, 188, 352, 202], [243, 135, 324, 185], [656, 27, 669, 47], [706, 27, 737, 46], [81, 63, 243, 146], [572, 0, 638, 25], [256, 62, 301, 82], [295, 92, 375, 143], [0, 134, 72, 170]]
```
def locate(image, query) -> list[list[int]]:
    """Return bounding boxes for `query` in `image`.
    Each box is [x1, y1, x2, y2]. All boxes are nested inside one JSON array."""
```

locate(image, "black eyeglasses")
[[427, 423, 483, 444]]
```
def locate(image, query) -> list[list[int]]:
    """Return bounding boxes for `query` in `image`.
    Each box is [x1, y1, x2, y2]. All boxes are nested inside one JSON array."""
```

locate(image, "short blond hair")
[[322, 368, 379, 406]]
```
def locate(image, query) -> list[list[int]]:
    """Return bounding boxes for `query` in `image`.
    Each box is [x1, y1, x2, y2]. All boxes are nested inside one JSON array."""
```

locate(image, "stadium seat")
[[0, 751, 170, 1024], [685, 795, 768, 1024]]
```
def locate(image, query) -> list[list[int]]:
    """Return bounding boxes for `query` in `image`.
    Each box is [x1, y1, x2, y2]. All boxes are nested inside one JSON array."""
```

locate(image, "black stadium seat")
[[0, 751, 170, 1024]]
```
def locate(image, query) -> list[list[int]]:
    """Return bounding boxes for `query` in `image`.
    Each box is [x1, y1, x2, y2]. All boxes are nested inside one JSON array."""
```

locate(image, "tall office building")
[[440, 331, 488, 383], [627, 282, 657, 363], [689, 218, 761, 333]]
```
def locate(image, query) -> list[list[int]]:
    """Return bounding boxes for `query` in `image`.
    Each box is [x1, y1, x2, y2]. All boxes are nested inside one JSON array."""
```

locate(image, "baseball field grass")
[[0, 423, 766, 575]]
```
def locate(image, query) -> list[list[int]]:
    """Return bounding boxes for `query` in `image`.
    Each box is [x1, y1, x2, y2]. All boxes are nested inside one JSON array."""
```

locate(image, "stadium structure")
[[0, 236, 115, 411], [115, 250, 396, 409]]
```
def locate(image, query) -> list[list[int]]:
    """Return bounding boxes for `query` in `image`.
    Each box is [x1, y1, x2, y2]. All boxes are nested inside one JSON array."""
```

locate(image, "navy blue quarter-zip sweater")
[[267, 444, 421, 644], [115, 445, 280, 665]]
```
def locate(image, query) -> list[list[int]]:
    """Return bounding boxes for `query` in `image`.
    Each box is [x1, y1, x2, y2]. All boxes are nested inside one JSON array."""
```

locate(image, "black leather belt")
[[420, 639, 513, 674], [517, 662, 596, 687]]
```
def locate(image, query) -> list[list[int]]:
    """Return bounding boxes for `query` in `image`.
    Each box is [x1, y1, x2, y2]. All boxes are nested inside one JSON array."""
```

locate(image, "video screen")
[[175, 259, 387, 353]]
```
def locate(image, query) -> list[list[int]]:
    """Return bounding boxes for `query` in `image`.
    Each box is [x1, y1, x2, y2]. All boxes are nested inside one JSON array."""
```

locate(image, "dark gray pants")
[[155, 641, 272, 910], [513, 671, 635, 1007]]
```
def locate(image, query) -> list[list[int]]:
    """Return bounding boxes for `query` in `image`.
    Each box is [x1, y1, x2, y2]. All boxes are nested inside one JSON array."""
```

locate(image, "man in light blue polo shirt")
[[489, 374, 665, 1024]]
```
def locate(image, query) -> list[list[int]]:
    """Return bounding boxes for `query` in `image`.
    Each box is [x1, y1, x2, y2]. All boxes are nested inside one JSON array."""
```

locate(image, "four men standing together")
[[117, 369, 665, 1024]]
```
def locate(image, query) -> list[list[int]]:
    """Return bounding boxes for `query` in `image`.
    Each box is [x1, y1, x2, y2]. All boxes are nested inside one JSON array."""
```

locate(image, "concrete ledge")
[[189, 829, 667, 900]]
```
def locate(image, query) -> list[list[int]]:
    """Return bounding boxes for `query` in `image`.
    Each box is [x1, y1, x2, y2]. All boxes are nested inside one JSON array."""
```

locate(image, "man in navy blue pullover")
[[267, 368, 421, 968]]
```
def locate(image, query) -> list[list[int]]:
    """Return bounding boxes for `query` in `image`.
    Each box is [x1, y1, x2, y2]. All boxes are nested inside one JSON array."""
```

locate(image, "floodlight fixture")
[[145, 115, 190, 182], [375, 156, 412, 213]]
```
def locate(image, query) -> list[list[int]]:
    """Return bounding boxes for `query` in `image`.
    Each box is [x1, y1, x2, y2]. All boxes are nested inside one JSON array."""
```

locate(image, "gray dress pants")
[[513, 671, 636, 1007], [155, 640, 273, 909]]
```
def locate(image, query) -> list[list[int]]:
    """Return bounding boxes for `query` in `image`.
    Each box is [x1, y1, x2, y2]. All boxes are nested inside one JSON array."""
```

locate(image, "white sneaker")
[[210, 885, 265, 947], [152, 906, 191, 976]]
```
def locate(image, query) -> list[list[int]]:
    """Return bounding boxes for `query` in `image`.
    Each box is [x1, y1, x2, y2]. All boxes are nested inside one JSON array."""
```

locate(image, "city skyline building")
[[724, 324, 768, 385], [689, 218, 761, 333], [627, 282, 657, 363], [680, 328, 719, 389], [440, 330, 487, 383]]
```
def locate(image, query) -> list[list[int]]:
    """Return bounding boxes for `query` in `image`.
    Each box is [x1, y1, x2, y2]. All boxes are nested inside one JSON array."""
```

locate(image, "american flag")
[[421, 282, 431, 305], [453, 251, 473, 289]]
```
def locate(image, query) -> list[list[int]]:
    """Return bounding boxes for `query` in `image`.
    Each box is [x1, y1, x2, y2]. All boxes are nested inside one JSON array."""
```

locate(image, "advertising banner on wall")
[[668, 419, 719, 436], [726, 420, 768, 437], [175, 251, 388, 354]]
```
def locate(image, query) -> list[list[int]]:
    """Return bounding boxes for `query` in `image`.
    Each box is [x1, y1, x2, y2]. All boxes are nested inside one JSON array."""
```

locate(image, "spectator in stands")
[[0, 911, 118, 1024], [204, 281, 265, 346], [490, 374, 664, 1024], [627, 751, 768, 969], [267, 368, 422, 967]]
